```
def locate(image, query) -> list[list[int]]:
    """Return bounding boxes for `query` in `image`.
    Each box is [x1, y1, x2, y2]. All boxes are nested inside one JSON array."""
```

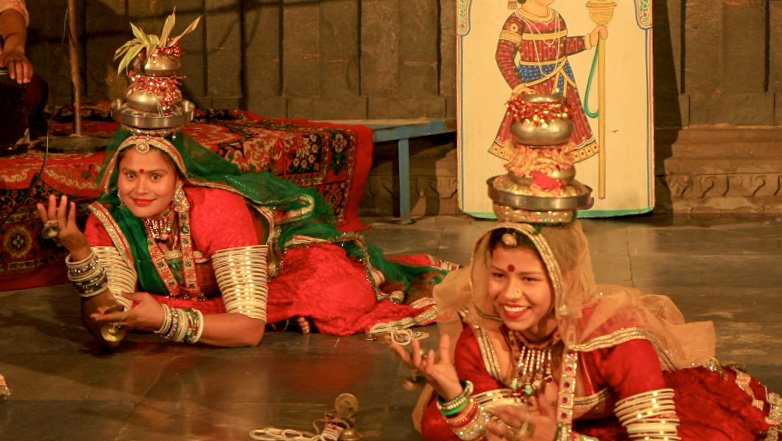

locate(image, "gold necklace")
[[144, 209, 174, 242], [511, 345, 554, 396]]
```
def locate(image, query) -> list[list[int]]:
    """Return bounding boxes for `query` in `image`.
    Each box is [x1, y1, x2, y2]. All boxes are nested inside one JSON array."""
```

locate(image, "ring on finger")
[[41, 220, 60, 239]]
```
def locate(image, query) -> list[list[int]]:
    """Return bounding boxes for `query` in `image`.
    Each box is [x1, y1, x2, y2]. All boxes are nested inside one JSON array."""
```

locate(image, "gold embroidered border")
[[569, 329, 678, 372], [88, 202, 135, 267], [765, 391, 781, 441], [474, 325, 505, 383], [735, 370, 766, 412]]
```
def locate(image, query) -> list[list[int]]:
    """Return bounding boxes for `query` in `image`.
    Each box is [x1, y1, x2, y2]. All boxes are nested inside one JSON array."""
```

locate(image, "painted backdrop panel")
[[457, 0, 654, 218]]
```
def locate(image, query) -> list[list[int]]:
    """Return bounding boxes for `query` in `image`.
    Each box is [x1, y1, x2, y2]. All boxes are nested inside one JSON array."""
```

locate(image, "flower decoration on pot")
[[113, 10, 200, 114]]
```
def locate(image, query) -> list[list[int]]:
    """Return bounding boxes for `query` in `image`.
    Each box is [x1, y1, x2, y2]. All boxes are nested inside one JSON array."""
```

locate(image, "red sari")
[[85, 186, 448, 336], [421, 325, 776, 441]]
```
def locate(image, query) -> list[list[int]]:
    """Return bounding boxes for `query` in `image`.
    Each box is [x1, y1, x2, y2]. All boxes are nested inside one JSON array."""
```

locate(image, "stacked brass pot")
[[488, 94, 593, 224], [111, 46, 194, 133]]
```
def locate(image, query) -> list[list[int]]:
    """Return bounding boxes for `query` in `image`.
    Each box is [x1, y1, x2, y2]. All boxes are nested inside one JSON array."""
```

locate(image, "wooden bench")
[[323, 118, 457, 223]]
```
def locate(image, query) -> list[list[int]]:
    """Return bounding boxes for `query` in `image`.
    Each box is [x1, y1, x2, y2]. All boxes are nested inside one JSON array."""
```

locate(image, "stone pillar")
[[287, 0, 367, 119], [244, 0, 286, 117], [362, 0, 401, 118], [770, 0, 782, 124], [684, 0, 773, 125], [205, 0, 243, 109]]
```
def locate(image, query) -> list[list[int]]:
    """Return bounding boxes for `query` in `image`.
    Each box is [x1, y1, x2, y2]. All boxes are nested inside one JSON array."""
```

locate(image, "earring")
[[117, 188, 124, 207], [172, 183, 190, 213]]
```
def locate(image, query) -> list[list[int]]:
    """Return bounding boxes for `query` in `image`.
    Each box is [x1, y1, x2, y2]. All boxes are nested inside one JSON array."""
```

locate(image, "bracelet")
[[181, 308, 204, 344], [212, 245, 269, 322], [437, 380, 474, 413], [66, 250, 109, 298], [162, 307, 182, 341], [159, 307, 204, 344], [154, 304, 172, 335], [450, 404, 489, 441], [446, 400, 479, 428], [441, 399, 469, 417], [65, 251, 100, 280]]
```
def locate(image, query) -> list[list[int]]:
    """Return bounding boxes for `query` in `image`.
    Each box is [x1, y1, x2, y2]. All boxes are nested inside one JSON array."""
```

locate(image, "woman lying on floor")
[[393, 221, 780, 441], [37, 131, 452, 347]]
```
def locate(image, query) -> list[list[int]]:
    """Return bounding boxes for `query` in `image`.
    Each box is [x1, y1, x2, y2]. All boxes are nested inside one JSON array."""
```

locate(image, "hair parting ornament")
[[501, 233, 517, 247], [134, 137, 151, 153], [120, 135, 176, 155]]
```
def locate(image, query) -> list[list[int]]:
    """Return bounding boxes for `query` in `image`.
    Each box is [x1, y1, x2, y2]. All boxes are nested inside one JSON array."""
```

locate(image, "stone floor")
[[1, 213, 781, 441]]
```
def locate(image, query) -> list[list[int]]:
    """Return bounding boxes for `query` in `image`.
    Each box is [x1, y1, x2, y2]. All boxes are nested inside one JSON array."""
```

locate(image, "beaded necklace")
[[143, 206, 202, 299]]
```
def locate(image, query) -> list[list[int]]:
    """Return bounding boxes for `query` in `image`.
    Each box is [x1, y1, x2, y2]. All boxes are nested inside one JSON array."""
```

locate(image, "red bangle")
[[446, 400, 479, 429]]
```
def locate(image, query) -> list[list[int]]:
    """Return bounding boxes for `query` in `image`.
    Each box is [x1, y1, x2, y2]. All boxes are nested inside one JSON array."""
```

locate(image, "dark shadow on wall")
[[361, 133, 457, 218], [651, 0, 684, 213], [25, 1, 130, 105]]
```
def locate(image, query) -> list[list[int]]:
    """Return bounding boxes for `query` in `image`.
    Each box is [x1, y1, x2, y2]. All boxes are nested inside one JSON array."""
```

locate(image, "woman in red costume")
[[490, 0, 605, 162], [393, 221, 780, 440], [37, 132, 451, 347]]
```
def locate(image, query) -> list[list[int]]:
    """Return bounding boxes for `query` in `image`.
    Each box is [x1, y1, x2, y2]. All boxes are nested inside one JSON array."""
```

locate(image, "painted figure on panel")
[[489, 0, 607, 163]]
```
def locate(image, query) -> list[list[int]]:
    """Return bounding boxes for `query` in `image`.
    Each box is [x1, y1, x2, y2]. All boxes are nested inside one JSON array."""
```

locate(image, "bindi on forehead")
[[507, 264, 515, 272], [139, 168, 145, 174]]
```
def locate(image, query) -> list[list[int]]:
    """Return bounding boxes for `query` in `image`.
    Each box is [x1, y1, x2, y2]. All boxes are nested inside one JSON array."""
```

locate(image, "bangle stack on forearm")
[[155, 304, 204, 344], [437, 381, 490, 441], [615, 388, 680, 440], [66, 251, 108, 297], [93, 246, 136, 309], [212, 245, 269, 322]]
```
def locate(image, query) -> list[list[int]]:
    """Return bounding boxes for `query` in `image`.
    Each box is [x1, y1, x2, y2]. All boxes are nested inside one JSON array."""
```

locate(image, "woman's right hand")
[[91, 292, 166, 332], [391, 333, 463, 400], [36, 194, 90, 258]]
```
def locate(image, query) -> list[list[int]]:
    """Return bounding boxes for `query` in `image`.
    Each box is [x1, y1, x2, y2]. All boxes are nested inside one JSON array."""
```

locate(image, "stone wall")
[[654, 0, 782, 212], [21, 1, 782, 215], [24, 0, 455, 121]]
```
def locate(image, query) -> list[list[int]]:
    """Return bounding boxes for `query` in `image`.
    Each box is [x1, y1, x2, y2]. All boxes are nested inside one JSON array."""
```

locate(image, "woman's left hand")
[[589, 25, 609, 47], [90, 292, 166, 332], [391, 334, 463, 400], [485, 396, 558, 441]]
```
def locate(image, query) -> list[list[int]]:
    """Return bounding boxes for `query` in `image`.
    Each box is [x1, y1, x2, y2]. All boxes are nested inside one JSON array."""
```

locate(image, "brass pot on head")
[[510, 93, 573, 146]]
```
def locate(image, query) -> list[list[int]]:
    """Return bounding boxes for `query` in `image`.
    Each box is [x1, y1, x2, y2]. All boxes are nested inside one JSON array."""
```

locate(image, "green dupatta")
[[95, 129, 444, 297]]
